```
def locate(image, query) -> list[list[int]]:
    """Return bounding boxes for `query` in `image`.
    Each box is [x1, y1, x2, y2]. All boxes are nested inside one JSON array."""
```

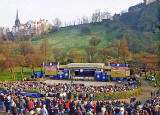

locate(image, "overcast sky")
[[0, 0, 143, 28]]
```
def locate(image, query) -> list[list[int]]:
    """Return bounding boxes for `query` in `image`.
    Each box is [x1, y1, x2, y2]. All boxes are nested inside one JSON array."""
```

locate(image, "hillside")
[[31, 1, 160, 54], [32, 24, 118, 51]]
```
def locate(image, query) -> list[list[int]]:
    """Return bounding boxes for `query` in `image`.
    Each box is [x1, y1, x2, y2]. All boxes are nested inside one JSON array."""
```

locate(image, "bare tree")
[[101, 12, 111, 20], [92, 9, 101, 23], [53, 18, 62, 29], [82, 16, 89, 24]]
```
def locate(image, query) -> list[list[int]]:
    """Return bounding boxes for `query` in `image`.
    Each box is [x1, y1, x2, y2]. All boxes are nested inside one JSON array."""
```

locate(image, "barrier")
[[48, 94, 55, 97], [45, 75, 49, 78], [63, 70, 69, 79], [45, 75, 57, 79], [49, 75, 57, 79], [44, 62, 57, 66], [18, 91, 40, 98], [57, 73, 64, 80], [95, 72, 101, 81], [101, 73, 107, 82], [119, 64, 127, 67], [34, 72, 42, 78], [0, 90, 7, 94], [111, 77, 126, 81], [110, 64, 117, 67], [72, 69, 95, 72], [110, 64, 127, 67]]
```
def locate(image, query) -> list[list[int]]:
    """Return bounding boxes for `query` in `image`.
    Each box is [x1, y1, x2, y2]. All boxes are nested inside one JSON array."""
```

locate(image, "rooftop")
[[67, 63, 105, 68]]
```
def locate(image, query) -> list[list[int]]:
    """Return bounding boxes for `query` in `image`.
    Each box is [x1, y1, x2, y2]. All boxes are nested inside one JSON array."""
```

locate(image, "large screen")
[[44, 63, 57, 76], [111, 67, 126, 78]]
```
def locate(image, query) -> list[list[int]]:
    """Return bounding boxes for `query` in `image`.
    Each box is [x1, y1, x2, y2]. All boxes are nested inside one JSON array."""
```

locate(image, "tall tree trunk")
[[32, 67, 34, 77], [21, 67, 24, 80], [89, 55, 92, 63], [9, 67, 13, 79], [12, 68, 15, 80]]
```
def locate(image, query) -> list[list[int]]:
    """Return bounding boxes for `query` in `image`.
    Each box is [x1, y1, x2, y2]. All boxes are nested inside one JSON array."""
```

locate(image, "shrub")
[[23, 87, 141, 100], [0, 87, 7, 90], [69, 87, 141, 101], [40, 91, 45, 95], [23, 89, 40, 93]]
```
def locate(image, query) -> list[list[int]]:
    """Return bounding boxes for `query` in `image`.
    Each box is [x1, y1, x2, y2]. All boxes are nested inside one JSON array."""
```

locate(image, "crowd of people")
[[0, 93, 159, 115], [0, 81, 158, 115], [0, 80, 138, 97]]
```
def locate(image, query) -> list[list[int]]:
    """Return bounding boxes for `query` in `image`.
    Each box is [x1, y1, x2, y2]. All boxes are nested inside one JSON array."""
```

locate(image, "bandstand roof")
[[67, 63, 105, 69]]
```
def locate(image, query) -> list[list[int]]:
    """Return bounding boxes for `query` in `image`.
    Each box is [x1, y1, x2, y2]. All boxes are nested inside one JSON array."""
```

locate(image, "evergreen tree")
[[118, 36, 130, 63], [40, 38, 53, 63]]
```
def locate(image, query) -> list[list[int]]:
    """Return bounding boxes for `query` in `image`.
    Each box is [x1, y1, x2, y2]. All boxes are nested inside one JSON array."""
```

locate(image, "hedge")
[[23, 89, 40, 93], [70, 87, 141, 101], [17, 87, 141, 100], [0, 87, 7, 90]]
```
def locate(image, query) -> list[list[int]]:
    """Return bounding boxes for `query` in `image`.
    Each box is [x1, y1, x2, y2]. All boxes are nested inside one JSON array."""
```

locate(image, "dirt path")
[[135, 77, 159, 104]]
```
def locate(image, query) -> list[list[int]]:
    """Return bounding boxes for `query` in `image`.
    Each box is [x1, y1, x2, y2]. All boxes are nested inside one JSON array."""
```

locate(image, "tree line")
[[0, 35, 159, 80]]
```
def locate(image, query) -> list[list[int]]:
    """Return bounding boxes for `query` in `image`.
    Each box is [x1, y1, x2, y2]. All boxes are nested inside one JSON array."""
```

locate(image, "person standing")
[[154, 104, 159, 115], [12, 103, 17, 115], [5, 96, 10, 113], [0, 93, 5, 110], [35, 105, 42, 115], [10, 97, 15, 114], [41, 104, 48, 115], [28, 99, 34, 112], [101, 105, 106, 115], [48, 104, 54, 115], [77, 106, 82, 115], [151, 91, 153, 98], [69, 100, 75, 115], [59, 103, 64, 115], [65, 101, 70, 113], [68, 92, 71, 100]]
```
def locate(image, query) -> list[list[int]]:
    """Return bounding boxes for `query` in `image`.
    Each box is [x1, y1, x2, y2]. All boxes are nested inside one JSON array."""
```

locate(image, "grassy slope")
[[0, 67, 41, 81], [31, 2, 160, 53], [32, 24, 120, 52], [0, 72, 32, 81]]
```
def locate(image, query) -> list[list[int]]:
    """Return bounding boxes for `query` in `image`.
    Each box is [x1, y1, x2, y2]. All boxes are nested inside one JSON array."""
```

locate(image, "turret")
[[15, 9, 20, 27]]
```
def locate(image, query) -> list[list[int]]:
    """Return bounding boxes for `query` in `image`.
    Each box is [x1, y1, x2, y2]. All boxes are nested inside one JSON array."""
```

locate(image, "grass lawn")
[[14, 67, 42, 72], [0, 72, 32, 81], [145, 80, 160, 87], [145, 73, 160, 87]]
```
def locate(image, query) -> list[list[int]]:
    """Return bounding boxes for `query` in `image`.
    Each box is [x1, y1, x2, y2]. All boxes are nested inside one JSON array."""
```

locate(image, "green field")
[[0, 72, 32, 81], [146, 80, 160, 87], [0, 67, 41, 81], [14, 67, 41, 72], [145, 73, 160, 87]]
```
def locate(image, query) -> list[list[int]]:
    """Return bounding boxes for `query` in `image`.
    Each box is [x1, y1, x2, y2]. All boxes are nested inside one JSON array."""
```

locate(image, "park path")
[[135, 77, 159, 104]]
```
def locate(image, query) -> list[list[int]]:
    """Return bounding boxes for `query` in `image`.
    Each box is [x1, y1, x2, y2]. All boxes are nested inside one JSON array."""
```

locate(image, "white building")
[[12, 10, 51, 38]]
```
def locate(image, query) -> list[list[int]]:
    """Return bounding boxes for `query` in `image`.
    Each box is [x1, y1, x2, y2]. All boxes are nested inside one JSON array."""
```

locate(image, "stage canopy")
[[67, 63, 105, 69]]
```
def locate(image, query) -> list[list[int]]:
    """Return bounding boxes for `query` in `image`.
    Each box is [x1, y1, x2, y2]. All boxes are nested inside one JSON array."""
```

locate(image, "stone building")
[[12, 9, 52, 38]]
